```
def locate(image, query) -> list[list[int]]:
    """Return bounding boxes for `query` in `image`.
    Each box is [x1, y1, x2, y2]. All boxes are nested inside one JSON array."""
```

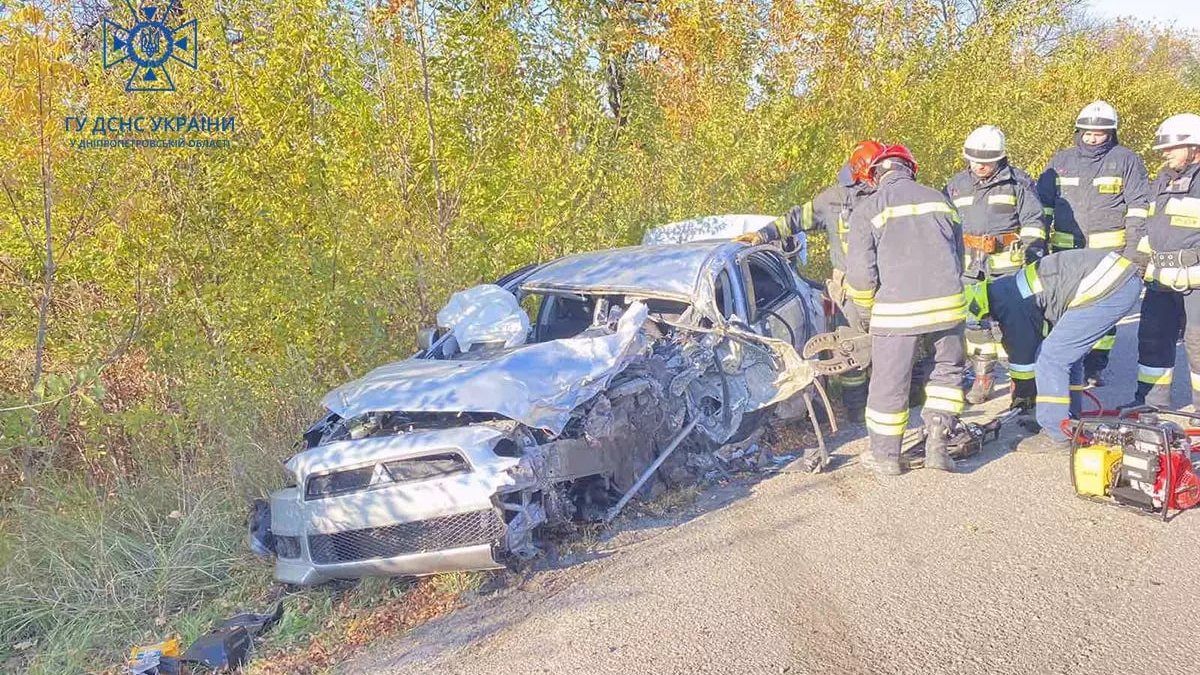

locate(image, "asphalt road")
[[344, 319, 1200, 675]]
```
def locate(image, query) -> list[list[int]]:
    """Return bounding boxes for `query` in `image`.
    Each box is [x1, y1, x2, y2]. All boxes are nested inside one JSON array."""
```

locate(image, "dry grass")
[[636, 483, 702, 518], [248, 576, 479, 675]]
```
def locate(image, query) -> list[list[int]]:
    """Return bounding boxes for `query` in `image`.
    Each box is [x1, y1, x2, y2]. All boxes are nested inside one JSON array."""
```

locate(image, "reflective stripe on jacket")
[[1036, 137, 1150, 257], [945, 163, 1046, 241], [846, 166, 966, 335], [946, 163, 1046, 278], [772, 182, 871, 273], [1014, 249, 1138, 324], [1143, 162, 1200, 288]]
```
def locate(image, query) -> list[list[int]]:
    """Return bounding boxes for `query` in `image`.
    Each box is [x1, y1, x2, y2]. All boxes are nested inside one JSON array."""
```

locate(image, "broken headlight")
[[304, 452, 470, 500], [383, 453, 468, 482], [304, 465, 375, 500]]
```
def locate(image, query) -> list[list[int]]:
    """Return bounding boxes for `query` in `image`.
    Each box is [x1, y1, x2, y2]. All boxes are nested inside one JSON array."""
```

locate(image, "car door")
[[737, 247, 814, 352]]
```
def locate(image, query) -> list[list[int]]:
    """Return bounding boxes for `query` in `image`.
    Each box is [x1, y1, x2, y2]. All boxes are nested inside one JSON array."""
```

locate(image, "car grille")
[[308, 509, 506, 564]]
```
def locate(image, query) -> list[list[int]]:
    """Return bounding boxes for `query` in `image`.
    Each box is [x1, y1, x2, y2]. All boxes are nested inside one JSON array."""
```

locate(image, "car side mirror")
[[417, 326, 438, 351]]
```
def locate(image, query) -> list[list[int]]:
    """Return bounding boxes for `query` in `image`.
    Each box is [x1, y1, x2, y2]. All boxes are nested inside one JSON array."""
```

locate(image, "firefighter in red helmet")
[[735, 140, 883, 422], [845, 144, 968, 475]]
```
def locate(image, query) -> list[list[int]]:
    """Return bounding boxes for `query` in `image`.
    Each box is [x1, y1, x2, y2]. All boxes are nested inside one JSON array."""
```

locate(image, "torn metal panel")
[[321, 302, 651, 435], [741, 332, 819, 409]]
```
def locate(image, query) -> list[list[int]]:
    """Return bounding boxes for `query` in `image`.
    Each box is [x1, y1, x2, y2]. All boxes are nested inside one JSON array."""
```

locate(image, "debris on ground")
[[122, 604, 284, 674], [248, 578, 464, 675], [181, 603, 284, 672], [126, 637, 181, 675]]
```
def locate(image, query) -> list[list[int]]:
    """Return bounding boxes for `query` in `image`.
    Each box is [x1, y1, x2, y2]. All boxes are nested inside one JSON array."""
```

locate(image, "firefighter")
[[945, 125, 1047, 405], [735, 140, 883, 422], [967, 249, 1142, 453], [845, 144, 966, 475], [1037, 100, 1150, 386], [1132, 113, 1200, 408]]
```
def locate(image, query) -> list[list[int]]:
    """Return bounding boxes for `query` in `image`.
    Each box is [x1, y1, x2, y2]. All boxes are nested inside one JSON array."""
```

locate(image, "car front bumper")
[[266, 485, 510, 585], [262, 425, 519, 586]]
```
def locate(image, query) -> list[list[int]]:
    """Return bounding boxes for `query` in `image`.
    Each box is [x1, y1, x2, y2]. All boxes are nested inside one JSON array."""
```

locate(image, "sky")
[[1089, 0, 1200, 31]]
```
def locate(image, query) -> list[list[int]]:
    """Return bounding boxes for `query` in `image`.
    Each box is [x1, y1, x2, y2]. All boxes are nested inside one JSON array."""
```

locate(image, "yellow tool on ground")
[[1072, 444, 1123, 497]]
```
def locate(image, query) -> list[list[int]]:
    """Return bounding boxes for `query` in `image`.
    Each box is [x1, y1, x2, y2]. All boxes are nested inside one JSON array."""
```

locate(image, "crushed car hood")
[[322, 302, 651, 435]]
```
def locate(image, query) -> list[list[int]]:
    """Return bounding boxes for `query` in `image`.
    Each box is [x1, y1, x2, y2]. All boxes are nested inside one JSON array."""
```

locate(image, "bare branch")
[[0, 176, 40, 253], [32, 28, 56, 399]]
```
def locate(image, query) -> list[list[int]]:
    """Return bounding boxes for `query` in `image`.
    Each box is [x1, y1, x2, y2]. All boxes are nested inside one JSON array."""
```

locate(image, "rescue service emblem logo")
[[102, 3, 198, 92]]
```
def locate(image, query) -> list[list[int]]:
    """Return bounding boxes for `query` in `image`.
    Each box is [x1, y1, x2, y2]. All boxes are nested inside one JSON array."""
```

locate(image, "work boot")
[[860, 451, 902, 476], [1114, 400, 1142, 413], [1009, 396, 1035, 414], [1015, 431, 1071, 454], [966, 354, 994, 405], [923, 422, 959, 472], [966, 374, 994, 405]]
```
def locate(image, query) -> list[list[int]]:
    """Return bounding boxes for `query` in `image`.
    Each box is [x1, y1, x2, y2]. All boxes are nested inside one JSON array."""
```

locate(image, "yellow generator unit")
[[1073, 444, 1123, 497]]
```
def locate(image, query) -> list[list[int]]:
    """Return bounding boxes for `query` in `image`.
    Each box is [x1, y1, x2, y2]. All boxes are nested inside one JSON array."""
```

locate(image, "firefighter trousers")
[[1083, 327, 1117, 376], [1135, 283, 1200, 407], [865, 325, 965, 460], [1037, 276, 1142, 441], [987, 277, 1044, 401], [1082, 244, 1123, 377], [834, 294, 868, 415]]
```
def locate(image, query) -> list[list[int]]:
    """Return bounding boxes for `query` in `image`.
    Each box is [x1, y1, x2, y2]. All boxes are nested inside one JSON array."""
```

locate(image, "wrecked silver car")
[[250, 216, 830, 586]]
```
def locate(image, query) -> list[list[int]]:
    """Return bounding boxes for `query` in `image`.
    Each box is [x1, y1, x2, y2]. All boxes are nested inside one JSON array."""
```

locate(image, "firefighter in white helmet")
[[944, 125, 1046, 405], [1132, 113, 1200, 408], [1037, 100, 1150, 387]]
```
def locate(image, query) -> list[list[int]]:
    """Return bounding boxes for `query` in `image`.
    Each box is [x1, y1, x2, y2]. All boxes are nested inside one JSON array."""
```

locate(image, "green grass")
[[0, 456, 487, 673], [428, 571, 484, 597], [0, 471, 255, 672]]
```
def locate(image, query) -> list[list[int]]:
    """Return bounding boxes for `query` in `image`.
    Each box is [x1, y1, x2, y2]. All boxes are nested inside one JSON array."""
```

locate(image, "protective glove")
[[1122, 245, 1149, 279], [734, 230, 766, 246], [1024, 244, 1046, 265], [784, 205, 807, 235], [856, 315, 871, 334]]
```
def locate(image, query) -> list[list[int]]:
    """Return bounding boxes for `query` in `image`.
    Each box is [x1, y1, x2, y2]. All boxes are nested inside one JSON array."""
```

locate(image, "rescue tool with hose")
[[899, 406, 1023, 469], [802, 325, 871, 376], [1066, 404, 1200, 520]]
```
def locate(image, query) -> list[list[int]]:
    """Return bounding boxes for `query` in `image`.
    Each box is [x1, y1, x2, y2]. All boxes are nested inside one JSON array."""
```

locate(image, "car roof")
[[520, 240, 743, 301], [641, 214, 778, 246]]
